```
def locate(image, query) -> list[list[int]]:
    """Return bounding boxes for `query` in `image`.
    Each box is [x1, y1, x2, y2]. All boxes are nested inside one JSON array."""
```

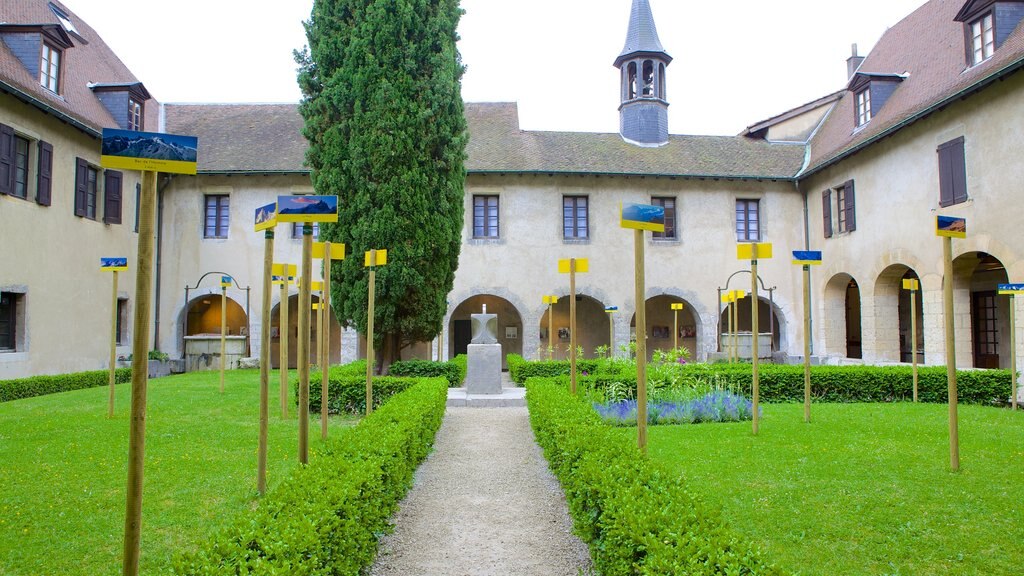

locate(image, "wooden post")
[[366, 250, 377, 416], [727, 296, 734, 363], [634, 229, 648, 454], [121, 170, 156, 576], [911, 286, 919, 403], [321, 243, 331, 440], [731, 296, 739, 363], [298, 224, 312, 465], [803, 265, 811, 423], [548, 301, 554, 361], [751, 253, 760, 436], [314, 300, 322, 372], [220, 284, 227, 393], [570, 259, 577, 395], [257, 231, 273, 494], [673, 308, 679, 351], [1007, 293, 1015, 409], [942, 236, 959, 471], [608, 311, 614, 355], [279, 277, 289, 419], [108, 270, 119, 419]]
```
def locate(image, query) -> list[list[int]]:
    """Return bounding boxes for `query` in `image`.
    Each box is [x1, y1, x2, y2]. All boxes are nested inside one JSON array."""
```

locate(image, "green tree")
[[296, 0, 467, 372]]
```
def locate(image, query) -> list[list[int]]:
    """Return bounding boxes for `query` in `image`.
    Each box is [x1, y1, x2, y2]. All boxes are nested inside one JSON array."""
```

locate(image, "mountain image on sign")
[[101, 132, 197, 162], [278, 196, 337, 216]]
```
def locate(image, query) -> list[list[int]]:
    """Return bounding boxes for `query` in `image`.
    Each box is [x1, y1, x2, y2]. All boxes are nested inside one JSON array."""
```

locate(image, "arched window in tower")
[[642, 60, 654, 96], [658, 63, 666, 100], [627, 62, 637, 99]]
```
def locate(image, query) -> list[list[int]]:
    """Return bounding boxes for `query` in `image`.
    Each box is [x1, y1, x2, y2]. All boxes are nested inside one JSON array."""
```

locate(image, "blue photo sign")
[[936, 216, 966, 238], [998, 283, 1024, 294], [100, 257, 128, 272], [276, 195, 339, 223], [792, 250, 822, 265], [620, 203, 665, 232]]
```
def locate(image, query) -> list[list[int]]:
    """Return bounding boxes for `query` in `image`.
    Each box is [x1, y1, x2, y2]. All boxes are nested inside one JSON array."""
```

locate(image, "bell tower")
[[614, 0, 672, 146]]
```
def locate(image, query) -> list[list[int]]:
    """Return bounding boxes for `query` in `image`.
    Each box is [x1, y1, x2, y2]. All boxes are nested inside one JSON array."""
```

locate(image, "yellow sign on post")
[[903, 277, 921, 402], [364, 249, 388, 267], [902, 279, 920, 291], [558, 258, 589, 273], [792, 251, 822, 423], [313, 242, 347, 260], [542, 295, 559, 304], [543, 295, 559, 361], [272, 263, 297, 278], [737, 243, 774, 260], [737, 243, 771, 435], [364, 249, 387, 416], [558, 259, 588, 395]]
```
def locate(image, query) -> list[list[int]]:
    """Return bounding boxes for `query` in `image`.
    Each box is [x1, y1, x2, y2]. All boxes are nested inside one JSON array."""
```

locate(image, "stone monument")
[[466, 304, 502, 394]]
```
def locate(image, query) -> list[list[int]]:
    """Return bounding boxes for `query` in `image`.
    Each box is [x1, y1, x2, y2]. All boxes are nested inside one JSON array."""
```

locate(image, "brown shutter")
[[36, 141, 52, 206], [937, 139, 959, 207], [103, 170, 123, 224], [949, 138, 968, 204], [822, 189, 833, 238], [843, 180, 856, 232], [0, 123, 13, 195], [74, 157, 88, 216]]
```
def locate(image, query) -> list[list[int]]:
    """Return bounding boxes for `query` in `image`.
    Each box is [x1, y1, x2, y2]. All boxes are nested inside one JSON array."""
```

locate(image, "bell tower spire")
[[614, 0, 672, 146]]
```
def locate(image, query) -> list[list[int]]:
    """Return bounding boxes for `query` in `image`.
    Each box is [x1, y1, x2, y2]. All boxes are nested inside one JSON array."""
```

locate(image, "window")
[[642, 60, 654, 96], [823, 180, 856, 238], [473, 195, 499, 238], [563, 196, 589, 239], [855, 88, 871, 126], [116, 299, 128, 345], [12, 135, 28, 199], [291, 222, 320, 240], [652, 197, 676, 239], [128, 98, 143, 131], [969, 13, 994, 66], [204, 195, 230, 238], [40, 42, 60, 93], [658, 63, 666, 99], [49, 3, 80, 35], [74, 158, 98, 219], [938, 137, 968, 207], [103, 170, 123, 224], [0, 292, 22, 352], [627, 62, 637, 99], [735, 199, 760, 242]]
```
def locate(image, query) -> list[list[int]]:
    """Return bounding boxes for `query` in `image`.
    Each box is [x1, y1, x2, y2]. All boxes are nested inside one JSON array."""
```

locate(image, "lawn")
[[638, 403, 1024, 575], [0, 369, 357, 576]]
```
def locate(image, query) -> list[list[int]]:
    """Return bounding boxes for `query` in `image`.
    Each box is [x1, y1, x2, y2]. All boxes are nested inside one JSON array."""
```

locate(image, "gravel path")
[[370, 407, 593, 576]]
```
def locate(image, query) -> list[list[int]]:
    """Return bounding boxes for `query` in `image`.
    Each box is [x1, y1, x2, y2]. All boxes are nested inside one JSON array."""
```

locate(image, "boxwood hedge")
[[388, 354, 467, 387], [174, 377, 448, 575], [526, 376, 783, 575], [0, 368, 131, 403]]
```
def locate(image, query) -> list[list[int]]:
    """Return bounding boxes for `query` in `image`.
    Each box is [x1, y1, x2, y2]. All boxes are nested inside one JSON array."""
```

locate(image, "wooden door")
[[972, 291, 1000, 368]]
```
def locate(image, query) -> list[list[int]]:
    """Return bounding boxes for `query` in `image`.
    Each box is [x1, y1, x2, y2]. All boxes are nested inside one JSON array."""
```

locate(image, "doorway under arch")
[[717, 294, 782, 354], [541, 294, 610, 360], [631, 294, 699, 361], [873, 265, 924, 363], [270, 294, 343, 369], [824, 273, 862, 359], [449, 295, 523, 369], [953, 252, 1010, 368]]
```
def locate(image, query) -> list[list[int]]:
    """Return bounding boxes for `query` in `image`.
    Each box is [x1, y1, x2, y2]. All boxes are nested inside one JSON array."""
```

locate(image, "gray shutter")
[[844, 180, 856, 232], [949, 138, 968, 204], [36, 141, 52, 206], [822, 189, 833, 238], [103, 170, 123, 224], [74, 158, 88, 216], [0, 123, 13, 195]]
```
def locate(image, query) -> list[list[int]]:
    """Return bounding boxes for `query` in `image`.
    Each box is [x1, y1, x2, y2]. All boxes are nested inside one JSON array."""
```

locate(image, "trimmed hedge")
[[0, 368, 132, 403], [389, 354, 467, 387], [174, 377, 448, 575], [507, 353, 599, 384], [526, 377, 783, 575], [303, 370, 418, 415]]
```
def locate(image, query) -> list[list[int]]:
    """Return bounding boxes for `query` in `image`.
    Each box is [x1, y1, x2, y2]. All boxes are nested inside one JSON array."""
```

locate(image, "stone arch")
[[630, 293, 701, 361], [951, 251, 1010, 368], [824, 273, 862, 359], [871, 264, 924, 363], [540, 294, 610, 361], [268, 292, 342, 369], [177, 291, 250, 371], [447, 293, 525, 369]]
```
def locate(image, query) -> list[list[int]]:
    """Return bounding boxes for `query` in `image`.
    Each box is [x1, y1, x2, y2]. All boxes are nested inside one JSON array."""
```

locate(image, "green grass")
[[0, 369, 357, 576], [636, 403, 1024, 575]]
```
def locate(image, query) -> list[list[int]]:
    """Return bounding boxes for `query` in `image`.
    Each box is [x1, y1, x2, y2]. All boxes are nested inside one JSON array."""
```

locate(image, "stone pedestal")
[[466, 343, 502, 394]]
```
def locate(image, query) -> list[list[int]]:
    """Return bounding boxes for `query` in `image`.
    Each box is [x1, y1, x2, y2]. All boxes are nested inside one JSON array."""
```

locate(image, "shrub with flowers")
[[594, 390, 755, 426]]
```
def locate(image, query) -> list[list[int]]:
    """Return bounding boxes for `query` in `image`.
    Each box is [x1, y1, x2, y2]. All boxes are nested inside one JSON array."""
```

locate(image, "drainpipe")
[[153, 174, 173, 351], [798, 180, 814, 356]]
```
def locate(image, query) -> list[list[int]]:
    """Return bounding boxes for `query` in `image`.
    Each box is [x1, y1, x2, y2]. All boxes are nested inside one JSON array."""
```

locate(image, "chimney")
[[847, 43, 865, 80]]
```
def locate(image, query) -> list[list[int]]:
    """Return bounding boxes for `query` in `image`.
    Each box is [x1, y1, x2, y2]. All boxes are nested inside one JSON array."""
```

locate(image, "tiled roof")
[[164, 103, 308, 173], [614, 0, 670, 66], [166, 100, 806, 179], [0, 0, 158, 136], [804, 0, 1024, 175]]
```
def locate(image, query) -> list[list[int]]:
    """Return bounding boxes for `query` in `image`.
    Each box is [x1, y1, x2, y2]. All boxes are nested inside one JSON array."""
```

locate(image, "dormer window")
[[40, 42, 61, 93], [128, 98, 143, 131], [855, 88, 871, 126], [969, 12, 994, 65]]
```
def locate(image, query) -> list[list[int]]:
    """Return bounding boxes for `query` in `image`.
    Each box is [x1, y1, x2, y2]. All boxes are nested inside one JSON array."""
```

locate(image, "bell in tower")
[[614, 0, 672, 146]]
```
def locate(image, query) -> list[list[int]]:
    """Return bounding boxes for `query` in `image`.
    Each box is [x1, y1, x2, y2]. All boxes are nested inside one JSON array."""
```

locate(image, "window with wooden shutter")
[[843, 180, 856, 232], [937, 137, 967, 207], [822, 189, 833, 238], [0, 123, 14, 195], [74, 157, 88, 216], [104, 170, 123, 224], [36, 141, 52, 206]]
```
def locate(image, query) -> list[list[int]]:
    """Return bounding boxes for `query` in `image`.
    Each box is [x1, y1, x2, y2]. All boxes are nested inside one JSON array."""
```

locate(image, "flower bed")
[[595, 390, 754, 426]]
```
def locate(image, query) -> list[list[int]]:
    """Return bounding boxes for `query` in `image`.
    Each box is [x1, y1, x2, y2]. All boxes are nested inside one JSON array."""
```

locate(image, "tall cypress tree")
[[296, 0, 466, 370]]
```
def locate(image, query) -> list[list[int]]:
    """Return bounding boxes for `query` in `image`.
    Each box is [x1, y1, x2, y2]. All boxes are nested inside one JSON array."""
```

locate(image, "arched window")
[[658, 63, 666, 99], [627, 62, 637, 99], [642, 60, 654, 96]]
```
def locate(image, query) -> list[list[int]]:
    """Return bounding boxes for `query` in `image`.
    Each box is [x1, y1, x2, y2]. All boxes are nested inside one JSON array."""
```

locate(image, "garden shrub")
[[506, 353, 599, 384], [303, 370, 418, 415], [389, 354, 467, 387], [174, 377, 448, 575], [0, 368, 131, 403], [526, 377, 783, 575]]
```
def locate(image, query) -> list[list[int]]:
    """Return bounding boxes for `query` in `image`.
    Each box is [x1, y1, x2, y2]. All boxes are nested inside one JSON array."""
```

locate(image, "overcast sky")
[[67, 0, 927, 136]]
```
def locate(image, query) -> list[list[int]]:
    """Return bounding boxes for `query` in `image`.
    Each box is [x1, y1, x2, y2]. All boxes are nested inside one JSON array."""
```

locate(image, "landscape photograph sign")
[[620, 203, 665, 232], [100, 128, 198, 175], [254, 202, 277, 231], [276, 195, 339, 223], [221, 276, 232, 288], [792, 250, 822, 265], [998, 283, 1024, 295], [100, 257, 128, 272], [936, 216, 966, 238]]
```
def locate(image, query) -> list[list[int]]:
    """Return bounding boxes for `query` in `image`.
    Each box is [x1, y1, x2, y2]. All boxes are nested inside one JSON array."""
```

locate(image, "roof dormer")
[[847, 72, 907, 128], [954, 1, 1024, 67], [0, 23, 74, 94], [90, 82, 152, 131]]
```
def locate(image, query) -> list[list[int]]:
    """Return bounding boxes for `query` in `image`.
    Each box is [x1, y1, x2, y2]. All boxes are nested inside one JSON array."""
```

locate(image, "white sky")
[[67, 0, 927, 136]]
